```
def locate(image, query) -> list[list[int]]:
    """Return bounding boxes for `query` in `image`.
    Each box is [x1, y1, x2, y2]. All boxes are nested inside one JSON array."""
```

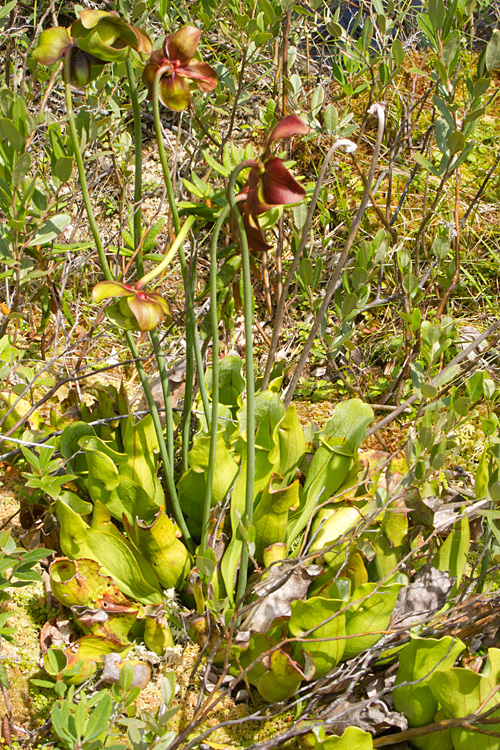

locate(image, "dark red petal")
[[267, 115, 309, 146], [142, 60, 159, 96], [148, 49, 165, 67], [243, 210, 272, 253], [130, 25, 152, 55], [242, 166, 270, 217], [166, 25, 201, 64], [178, 59, 217, 92], [261, 157, 306, 206], [71, 49, 92, 87], [246, 186, 273, 217]]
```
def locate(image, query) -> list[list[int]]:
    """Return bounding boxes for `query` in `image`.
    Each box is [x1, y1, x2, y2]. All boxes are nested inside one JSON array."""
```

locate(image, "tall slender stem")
[[152, 73, 194, 471], [227, 164, 255, 604], [64, 53, 111, 280], [201, 205, 230, 552], [151, 72, 211, 449], [125, 331, 194, 553], [126, 58, 144, 275], [149, 328, 174, 469], [127, 61, 175, 469]]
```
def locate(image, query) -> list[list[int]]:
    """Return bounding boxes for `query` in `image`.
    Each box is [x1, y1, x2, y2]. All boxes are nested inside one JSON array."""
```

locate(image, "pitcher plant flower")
[[71, 10, 152, 63], [33, 26, 105, 88], [142, 25, 217, 111], [93, 280, 170, 332], [92, 218, 194, 331], [239, 115, 309, 253]]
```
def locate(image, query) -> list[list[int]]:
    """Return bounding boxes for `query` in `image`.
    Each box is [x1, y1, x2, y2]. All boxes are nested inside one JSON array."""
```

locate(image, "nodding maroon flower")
[[239, 115, 309, 253], [33, 27, 105, 88], [93, 280, 170, 332], [142, 25, 217, 111]]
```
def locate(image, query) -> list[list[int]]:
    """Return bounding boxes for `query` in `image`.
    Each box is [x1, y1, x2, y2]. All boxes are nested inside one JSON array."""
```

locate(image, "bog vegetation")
[[1, 0, 500, 748]]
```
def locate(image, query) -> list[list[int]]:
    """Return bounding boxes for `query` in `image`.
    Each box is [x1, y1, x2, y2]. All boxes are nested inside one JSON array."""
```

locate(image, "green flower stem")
[[64, 53, 111, 280], [201, 204, 230, 553], [151, 74, 192, 470], [126, 58, 144, 274], [182, 340, 195, 472], [227, 163, 255, 605], [151, 69, 211, 453], [141, 216, 195, 472], [126, 62, 175, 471], [125, 330, 194, 553], [150, 328, 174, 468]]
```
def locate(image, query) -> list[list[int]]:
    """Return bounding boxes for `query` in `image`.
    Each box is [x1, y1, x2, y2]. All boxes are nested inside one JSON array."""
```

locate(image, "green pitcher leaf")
[[429, 648, 500, 750], [79, 435, 128, 467], [433, 513, 470, 593], [319, 726, 373, 750], [60, 421, 95, 481], [371, 528, 402, 580], [71, 602, 138, 645], [343, 577, 407, 660], [309, 504, 371, 561], [63, 635, 130, 683], [254, 477, 300, 564], [82, 446, 120, 492], [178, 430, 239, 526], [255, 647, 305, 703], [289, 596, 346, 678], [276, 404, 306, 485], [206, 354, 245, 416], [124, 508, 192, 590], [222, 393, 286, 603], [381, 499, 408, 548], [220, 464, 246, 603], [322, 399, 374, 449], [235, 390, 285, 462], [393, 636, 465, 728], [144, 606, 174, 655], [81, 438, 160, 525], [49, 558, 104, 607], [55, 496, 162, 604], [121, 415, 164, 505], [287, 400, 373, 549]]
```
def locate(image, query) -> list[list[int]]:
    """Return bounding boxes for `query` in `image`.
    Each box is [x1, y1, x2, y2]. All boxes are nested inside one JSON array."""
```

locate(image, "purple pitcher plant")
[[238, 115, 309, 253], [142, 25, 217, 111]]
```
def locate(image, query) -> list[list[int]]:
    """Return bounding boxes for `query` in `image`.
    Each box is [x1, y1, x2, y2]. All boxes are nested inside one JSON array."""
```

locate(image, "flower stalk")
[[126, 56, 176, 471], [151, 67, 211, 464], [200, 204, 231, 553], [63, 52, 111, 280], [125, 331, 194, 553], [227, 164, 256, 605], [126, 58, 144, 272]]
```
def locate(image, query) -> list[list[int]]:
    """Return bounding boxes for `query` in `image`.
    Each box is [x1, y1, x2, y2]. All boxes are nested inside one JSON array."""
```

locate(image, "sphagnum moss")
[[0, 583, 53, 730]]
